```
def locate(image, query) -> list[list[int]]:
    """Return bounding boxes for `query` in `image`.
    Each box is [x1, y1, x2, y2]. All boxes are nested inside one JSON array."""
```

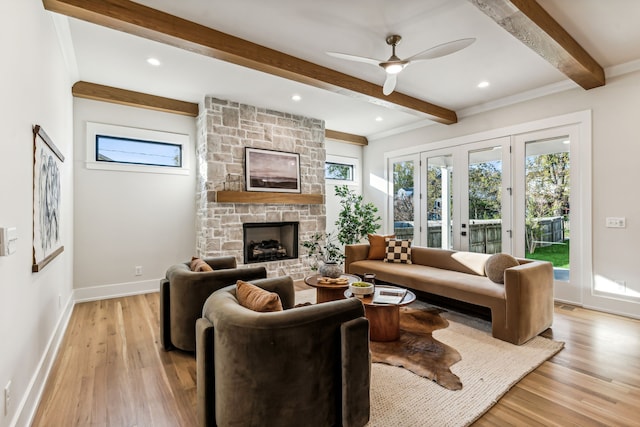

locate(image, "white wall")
[[324, 140, 363, 235], [73, 99, 197, 300], [0, 2, 74, 426], [364, 70, 640, 310]]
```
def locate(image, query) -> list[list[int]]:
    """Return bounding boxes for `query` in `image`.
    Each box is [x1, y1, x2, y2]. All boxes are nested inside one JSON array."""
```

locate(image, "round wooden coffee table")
[[304, 274, 361, 303], [345, 285, 416, 342]]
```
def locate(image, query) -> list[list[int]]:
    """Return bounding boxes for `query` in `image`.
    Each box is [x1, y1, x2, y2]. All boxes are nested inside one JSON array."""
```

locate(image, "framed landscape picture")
[[245, 147, 301, 193], [32, 125, 65, 272]]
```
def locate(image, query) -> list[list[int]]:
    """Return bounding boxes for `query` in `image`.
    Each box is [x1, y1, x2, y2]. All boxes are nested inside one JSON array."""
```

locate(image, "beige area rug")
[[296, 289, 564, 427]]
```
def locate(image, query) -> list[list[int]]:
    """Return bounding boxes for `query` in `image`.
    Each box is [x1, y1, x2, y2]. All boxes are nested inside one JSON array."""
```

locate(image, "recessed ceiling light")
[[477, 81, 490, 88], [375, 116, 383, 122], [146, 57, 161, 66], [291, 94, 302, 102]]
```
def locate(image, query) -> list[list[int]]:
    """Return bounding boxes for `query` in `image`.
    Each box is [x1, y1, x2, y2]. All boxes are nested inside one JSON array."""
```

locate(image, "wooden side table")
[[345, 285, 416, 341], [304, 274, 361, 303]]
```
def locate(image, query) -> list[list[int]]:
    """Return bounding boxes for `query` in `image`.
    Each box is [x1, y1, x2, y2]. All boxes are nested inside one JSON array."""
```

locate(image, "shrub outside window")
[[325, 161, 354, 181]]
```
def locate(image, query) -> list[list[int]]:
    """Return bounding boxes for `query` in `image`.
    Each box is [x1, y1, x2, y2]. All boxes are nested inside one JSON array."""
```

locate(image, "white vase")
[[319, 261, 342, 278]]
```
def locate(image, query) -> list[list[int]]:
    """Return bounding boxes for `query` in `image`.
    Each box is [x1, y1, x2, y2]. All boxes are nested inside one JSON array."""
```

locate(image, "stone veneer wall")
[[195, 97, 326, 278]]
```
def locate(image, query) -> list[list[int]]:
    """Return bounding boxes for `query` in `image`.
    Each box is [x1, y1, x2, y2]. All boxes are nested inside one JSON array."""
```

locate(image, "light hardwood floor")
[[32, 285, 640, 426]]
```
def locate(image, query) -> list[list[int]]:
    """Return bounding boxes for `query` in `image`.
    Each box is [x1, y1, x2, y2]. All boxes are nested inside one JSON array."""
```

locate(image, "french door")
[[415, 137, 512, 254], [387, 112, 640, 316], [514, 127, 578, 302]]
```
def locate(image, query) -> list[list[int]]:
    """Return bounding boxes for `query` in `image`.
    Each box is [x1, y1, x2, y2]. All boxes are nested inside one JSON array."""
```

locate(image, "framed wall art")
[[32, 125, 65, 272], [245, 147, 301, 193]]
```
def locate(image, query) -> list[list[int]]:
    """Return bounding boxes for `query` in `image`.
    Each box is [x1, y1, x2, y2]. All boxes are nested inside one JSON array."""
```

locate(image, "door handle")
[[461, 231, 467, 236]]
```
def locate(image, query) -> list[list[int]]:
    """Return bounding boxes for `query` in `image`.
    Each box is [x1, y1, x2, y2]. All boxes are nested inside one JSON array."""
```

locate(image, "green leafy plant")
[[301, 231, 343, 271], [301, 185, 381, 270], [334, 185, 381, 245]]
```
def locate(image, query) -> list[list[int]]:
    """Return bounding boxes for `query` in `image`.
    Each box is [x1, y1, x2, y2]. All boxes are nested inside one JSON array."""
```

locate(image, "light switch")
[[605, 217, 626, 228], [0, 227, 18, 256]]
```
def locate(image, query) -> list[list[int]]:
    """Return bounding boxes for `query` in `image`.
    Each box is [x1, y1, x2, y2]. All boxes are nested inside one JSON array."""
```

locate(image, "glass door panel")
[[424, 154, 453, 249], [524, 137, 570, 282], [390, 156, 419, 243], [467, 147, 504, 254], [514, 127, 579, 304]]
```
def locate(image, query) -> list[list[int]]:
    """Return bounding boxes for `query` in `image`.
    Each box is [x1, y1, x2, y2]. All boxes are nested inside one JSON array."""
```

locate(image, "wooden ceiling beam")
[[324, 129, 368, 146], [469, 0, 605, 89], [43, 0, 458, 124], [72, 81, 364, 144], [72, 81, 199, 116]]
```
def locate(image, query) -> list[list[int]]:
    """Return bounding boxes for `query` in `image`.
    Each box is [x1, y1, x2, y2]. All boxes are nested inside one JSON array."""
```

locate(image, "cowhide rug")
[[370, 306, 463, 391]]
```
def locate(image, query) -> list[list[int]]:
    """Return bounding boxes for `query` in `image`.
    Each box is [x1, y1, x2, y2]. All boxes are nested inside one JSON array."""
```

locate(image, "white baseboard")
[[73, 278, 160, 303], [14, 294, 74, 427]]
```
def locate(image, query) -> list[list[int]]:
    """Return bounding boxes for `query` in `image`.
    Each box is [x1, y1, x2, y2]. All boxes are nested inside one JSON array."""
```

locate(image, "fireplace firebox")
[[243, 222, 299, 264]]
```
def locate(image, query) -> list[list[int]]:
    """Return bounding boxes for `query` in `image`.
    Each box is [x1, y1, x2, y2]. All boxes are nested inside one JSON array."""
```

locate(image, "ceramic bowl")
[[349, 282, 374, 297]]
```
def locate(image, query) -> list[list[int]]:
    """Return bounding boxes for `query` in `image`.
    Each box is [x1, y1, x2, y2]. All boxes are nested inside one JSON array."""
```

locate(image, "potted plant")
[[301, 231, 343, 278], [302, 185, 382, 277]]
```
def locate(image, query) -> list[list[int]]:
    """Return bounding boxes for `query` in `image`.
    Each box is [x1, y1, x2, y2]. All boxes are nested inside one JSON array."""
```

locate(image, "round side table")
[[304, 273, 361, 303]]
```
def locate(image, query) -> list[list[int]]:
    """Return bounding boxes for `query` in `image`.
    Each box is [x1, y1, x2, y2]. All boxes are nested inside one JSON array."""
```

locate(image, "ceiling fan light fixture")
[[382, 62, 405, 75]]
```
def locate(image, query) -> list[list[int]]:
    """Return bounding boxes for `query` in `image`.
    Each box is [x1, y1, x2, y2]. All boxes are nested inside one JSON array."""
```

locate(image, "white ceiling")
[[58, 0, 640, 139]]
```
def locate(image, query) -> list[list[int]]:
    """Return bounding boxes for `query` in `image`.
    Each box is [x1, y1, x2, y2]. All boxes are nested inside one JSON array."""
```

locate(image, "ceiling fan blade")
[[326, 51, 382, 66], [382, 74, 397, 95], [406, 38, 476, 62]]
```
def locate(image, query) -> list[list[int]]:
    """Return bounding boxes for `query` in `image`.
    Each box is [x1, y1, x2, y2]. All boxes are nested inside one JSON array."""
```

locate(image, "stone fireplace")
[[195, 97, 325, 278]]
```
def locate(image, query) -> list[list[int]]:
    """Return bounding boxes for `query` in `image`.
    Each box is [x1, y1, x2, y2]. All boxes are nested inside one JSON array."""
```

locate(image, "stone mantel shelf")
[[213, 191, 324, 205]]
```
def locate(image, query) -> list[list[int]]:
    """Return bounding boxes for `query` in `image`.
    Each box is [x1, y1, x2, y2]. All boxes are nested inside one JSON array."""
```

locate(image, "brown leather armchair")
[[196, 276, 371, 427], [160, 256, 266, 352]]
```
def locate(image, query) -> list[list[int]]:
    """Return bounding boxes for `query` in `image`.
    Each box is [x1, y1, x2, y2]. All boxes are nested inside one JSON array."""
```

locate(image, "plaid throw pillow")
[[384, 238, 412, 264]]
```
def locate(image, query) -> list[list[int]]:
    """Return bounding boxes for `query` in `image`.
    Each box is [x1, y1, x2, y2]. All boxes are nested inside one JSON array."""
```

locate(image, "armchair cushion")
[[236, 279, 283, 312], [190, 256, 213, 272]]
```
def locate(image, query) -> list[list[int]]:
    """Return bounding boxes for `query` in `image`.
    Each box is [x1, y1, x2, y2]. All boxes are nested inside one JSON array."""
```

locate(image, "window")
[[86, 122, 189, 175], [96, 135, 182, 167], [325, 154, 359, 186], [325, 162, 353, 181]]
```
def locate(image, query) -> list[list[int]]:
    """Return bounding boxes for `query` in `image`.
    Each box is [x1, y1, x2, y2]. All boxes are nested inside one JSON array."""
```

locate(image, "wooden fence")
[[394, 216, 565, 253]]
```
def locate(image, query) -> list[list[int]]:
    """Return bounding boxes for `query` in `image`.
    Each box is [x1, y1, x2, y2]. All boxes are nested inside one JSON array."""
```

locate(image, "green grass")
[[526, 240, 570, 268]]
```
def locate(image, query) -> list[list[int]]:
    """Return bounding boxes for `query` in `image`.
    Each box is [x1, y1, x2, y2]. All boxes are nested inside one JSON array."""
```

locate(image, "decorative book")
[[372, 287, 408, 304]]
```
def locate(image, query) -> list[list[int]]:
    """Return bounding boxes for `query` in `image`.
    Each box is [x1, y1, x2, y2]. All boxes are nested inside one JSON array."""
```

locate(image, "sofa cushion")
[[367, 234, 396, 260], [236, 280, 283, 312], [450, 251, 491, 276], [190, 256, 213, 272], [384, 239, 412, 264], [485, 253, 520, 284]]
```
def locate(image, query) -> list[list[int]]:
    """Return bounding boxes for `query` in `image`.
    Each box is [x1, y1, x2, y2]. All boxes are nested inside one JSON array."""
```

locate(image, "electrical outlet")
[[135, 266, 143, 276], [4, 380, 11, 416], [605, 217, 626, 228]]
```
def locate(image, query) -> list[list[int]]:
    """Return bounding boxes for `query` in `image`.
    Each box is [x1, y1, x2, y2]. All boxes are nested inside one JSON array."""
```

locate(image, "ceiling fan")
[[327, 35, 475, 95]]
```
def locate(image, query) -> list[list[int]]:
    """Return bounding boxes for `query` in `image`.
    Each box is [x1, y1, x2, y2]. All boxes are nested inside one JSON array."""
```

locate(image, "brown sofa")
[[345, 244, 554, 345], [196, 276, 371, 427], [160, 256, 267, 352]]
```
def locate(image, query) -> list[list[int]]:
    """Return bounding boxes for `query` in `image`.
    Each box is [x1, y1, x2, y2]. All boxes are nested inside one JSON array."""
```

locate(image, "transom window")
[[86, 122, 189, 175], [325, 161, 354, 181], [325, 154, 359, 186], [96, 135, 182, 167]]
